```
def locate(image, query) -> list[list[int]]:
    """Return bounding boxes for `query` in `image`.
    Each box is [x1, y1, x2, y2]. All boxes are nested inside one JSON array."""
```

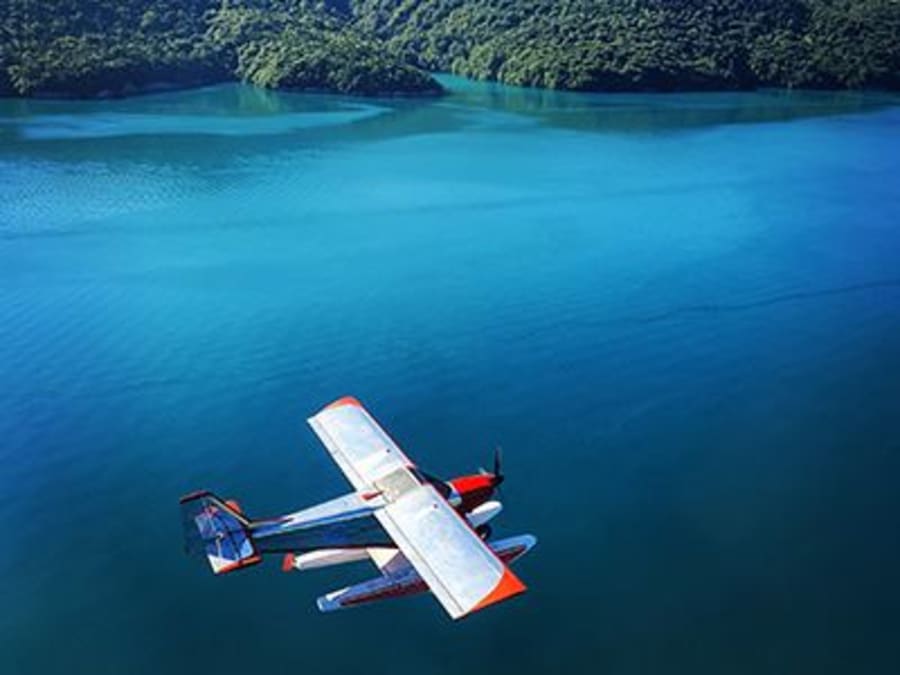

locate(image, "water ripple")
[[628, 278, 900, 324]]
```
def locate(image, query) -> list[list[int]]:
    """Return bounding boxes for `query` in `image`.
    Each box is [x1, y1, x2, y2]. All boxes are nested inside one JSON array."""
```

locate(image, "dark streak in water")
[[630, 279, 900, 324]]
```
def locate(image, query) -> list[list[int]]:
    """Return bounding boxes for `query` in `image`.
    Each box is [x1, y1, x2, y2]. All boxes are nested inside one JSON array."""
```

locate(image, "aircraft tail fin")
[[180, 491, 262, 575]]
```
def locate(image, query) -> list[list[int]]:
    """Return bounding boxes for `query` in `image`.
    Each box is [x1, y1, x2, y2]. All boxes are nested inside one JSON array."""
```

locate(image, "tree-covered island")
[[1, 0, 898, 98]]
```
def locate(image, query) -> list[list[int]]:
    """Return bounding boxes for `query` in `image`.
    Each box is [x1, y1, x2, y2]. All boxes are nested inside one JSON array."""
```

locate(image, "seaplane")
[[180, 396, 536, 619]]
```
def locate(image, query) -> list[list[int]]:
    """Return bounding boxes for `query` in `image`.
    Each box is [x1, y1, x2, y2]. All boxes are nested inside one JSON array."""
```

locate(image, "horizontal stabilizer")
[[180, 491, 261, 575]]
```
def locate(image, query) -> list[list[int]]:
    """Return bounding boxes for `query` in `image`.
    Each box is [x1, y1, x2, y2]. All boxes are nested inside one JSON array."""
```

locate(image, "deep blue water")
[[2, 77, 900, 674]]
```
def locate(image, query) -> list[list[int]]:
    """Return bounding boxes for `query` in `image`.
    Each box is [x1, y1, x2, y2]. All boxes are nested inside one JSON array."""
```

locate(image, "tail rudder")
[[180, 491, 261, 575]]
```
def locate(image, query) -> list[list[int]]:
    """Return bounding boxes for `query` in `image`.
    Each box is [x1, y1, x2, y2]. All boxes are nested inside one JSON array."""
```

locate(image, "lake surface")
[[2, 76, 899, 674]]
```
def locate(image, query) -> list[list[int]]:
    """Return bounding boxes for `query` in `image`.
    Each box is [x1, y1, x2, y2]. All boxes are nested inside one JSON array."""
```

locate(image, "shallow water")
[[2, 77, 900, 674]]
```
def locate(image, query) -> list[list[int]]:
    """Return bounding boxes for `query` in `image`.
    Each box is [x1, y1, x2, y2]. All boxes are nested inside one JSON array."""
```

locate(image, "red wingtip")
[[324, 396, 362, 411], [469, 568, 527, 615], [282, 553, 296, 573]]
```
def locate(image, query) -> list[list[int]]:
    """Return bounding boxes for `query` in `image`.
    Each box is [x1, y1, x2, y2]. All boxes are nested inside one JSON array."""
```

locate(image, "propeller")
[[493, 446, 504, 486], [479, 446, 505, 497]]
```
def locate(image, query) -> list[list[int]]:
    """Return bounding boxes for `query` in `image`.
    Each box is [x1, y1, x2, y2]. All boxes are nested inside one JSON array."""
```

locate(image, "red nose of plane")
[[449, 473, 499, 512]]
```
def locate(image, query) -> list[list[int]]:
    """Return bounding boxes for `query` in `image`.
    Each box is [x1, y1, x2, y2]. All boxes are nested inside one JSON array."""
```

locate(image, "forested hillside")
[[1, 0, 898, 98], [352, 0, 900, 91], [0, 0, 441, 96], [208, 2, 439, 96], [1, 0, 225, 97]]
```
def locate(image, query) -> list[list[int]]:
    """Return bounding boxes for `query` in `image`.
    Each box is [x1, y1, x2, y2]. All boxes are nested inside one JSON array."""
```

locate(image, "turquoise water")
[[2, 77, 900, 673]]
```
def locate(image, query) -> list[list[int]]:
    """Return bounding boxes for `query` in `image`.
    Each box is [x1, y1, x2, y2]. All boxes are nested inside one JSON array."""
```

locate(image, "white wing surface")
[[307, 396, 414, 491], [374, 482, 526, 619]]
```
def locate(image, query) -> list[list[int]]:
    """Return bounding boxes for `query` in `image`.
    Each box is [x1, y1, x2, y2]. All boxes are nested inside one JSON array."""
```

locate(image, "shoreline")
[[0, 78, 447, 102], [3, 76, 898, 103]]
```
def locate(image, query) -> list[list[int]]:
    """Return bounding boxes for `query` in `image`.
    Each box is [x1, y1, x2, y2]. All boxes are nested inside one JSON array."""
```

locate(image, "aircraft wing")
[[307, 396, 415, 491], [308, 396, 526, 618], [374, 481, 526, 619]]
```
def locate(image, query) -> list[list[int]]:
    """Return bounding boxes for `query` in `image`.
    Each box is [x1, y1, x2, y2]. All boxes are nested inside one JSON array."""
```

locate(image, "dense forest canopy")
[[351, 0, 900, 91], [1, 0, 225, 96], [0, 0, 441, 96], [1, 0, 898, 97]]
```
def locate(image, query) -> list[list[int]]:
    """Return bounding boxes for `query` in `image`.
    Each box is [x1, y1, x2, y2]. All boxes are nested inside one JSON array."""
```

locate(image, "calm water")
[[2, 77, 900, 674]]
